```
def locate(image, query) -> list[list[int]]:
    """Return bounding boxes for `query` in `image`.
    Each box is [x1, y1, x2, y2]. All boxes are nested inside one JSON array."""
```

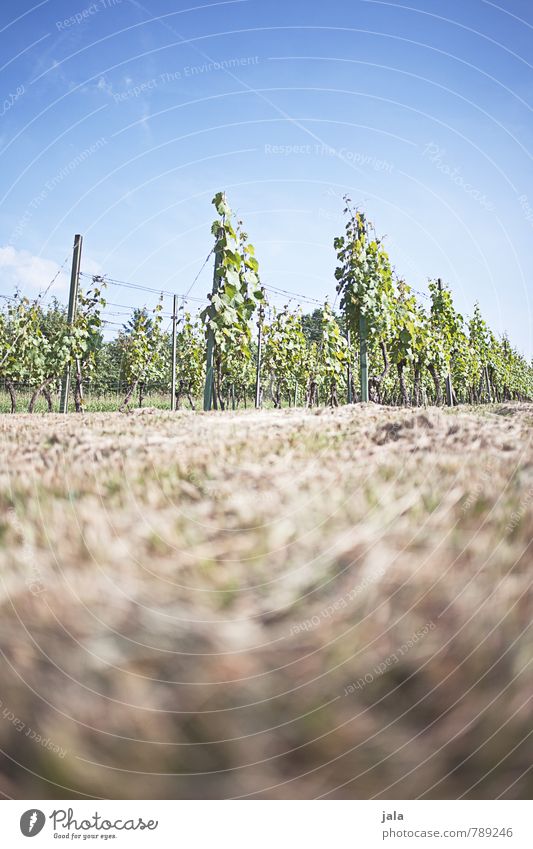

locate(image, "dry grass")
[[0, 403, 532, 799]]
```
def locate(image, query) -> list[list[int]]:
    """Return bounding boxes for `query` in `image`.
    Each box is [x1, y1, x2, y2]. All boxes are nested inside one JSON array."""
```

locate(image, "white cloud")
[[0, 246, 70, 295], [97, 76, 114, 97], [0, 246, 102, 300]]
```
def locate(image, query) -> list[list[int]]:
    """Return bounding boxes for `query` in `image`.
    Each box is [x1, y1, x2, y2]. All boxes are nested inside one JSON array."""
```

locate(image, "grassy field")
[[0, 403, 532, 799], [0, 389, 268, 414], [0, 390, 175, 414]]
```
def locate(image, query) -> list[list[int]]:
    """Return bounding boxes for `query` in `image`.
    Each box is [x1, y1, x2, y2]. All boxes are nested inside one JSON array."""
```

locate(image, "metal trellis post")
[[255, 296, 264, 409], [170, 294, 178, 411], [438, 278, 454, 407], [347, 327, 352, 403], [359, 314, 369, 402]]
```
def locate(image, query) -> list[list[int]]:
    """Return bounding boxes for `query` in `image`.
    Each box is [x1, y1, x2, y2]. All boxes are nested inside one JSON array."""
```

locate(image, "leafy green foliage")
[[201, 192, 265, 408], [119, 298, 164, 409], [0, 296, 45, 411], [174, 311, 205, 408], [201, 193, 264, 359], [263, 307, 308, 406], [1, 200, 532, 412], [334, 202, 394, 345], [318, 301, 348, 405], [69, 283, 107, 409], [334, 204, 533, 405]]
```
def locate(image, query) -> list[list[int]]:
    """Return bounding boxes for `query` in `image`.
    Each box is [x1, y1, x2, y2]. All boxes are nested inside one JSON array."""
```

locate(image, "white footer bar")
[[1, 800, 530, 848]]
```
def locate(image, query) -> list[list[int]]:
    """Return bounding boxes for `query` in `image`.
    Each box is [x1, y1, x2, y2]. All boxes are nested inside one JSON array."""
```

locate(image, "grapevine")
[[1, 197, 532, 411]]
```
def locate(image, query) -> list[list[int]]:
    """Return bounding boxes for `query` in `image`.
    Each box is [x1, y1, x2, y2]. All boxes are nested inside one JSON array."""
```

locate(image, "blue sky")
[[1, 0, 532, 354]]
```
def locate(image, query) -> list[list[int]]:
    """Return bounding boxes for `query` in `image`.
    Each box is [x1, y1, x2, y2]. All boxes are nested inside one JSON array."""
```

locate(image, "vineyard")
[[4, 0, 533, 813], [2, 194, 533, 801], [1, 193, 532, 413]]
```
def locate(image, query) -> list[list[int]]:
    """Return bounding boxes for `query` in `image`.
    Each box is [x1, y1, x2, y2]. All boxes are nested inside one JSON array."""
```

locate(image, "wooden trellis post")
[[203, 242, 222, 412], [59, 234, 83, 413]]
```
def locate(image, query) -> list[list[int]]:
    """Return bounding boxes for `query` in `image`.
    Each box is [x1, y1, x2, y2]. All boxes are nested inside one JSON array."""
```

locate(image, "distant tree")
[[301, 308, 323, 345], [123, 308, 152, 336], [92, 338, 125, 395], [302, 307, 346, 346]]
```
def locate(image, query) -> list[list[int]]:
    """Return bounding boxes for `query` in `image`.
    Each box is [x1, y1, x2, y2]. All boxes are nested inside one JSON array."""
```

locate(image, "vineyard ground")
[[0, 390, 295, 413], [0, 403, 532, 799]]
